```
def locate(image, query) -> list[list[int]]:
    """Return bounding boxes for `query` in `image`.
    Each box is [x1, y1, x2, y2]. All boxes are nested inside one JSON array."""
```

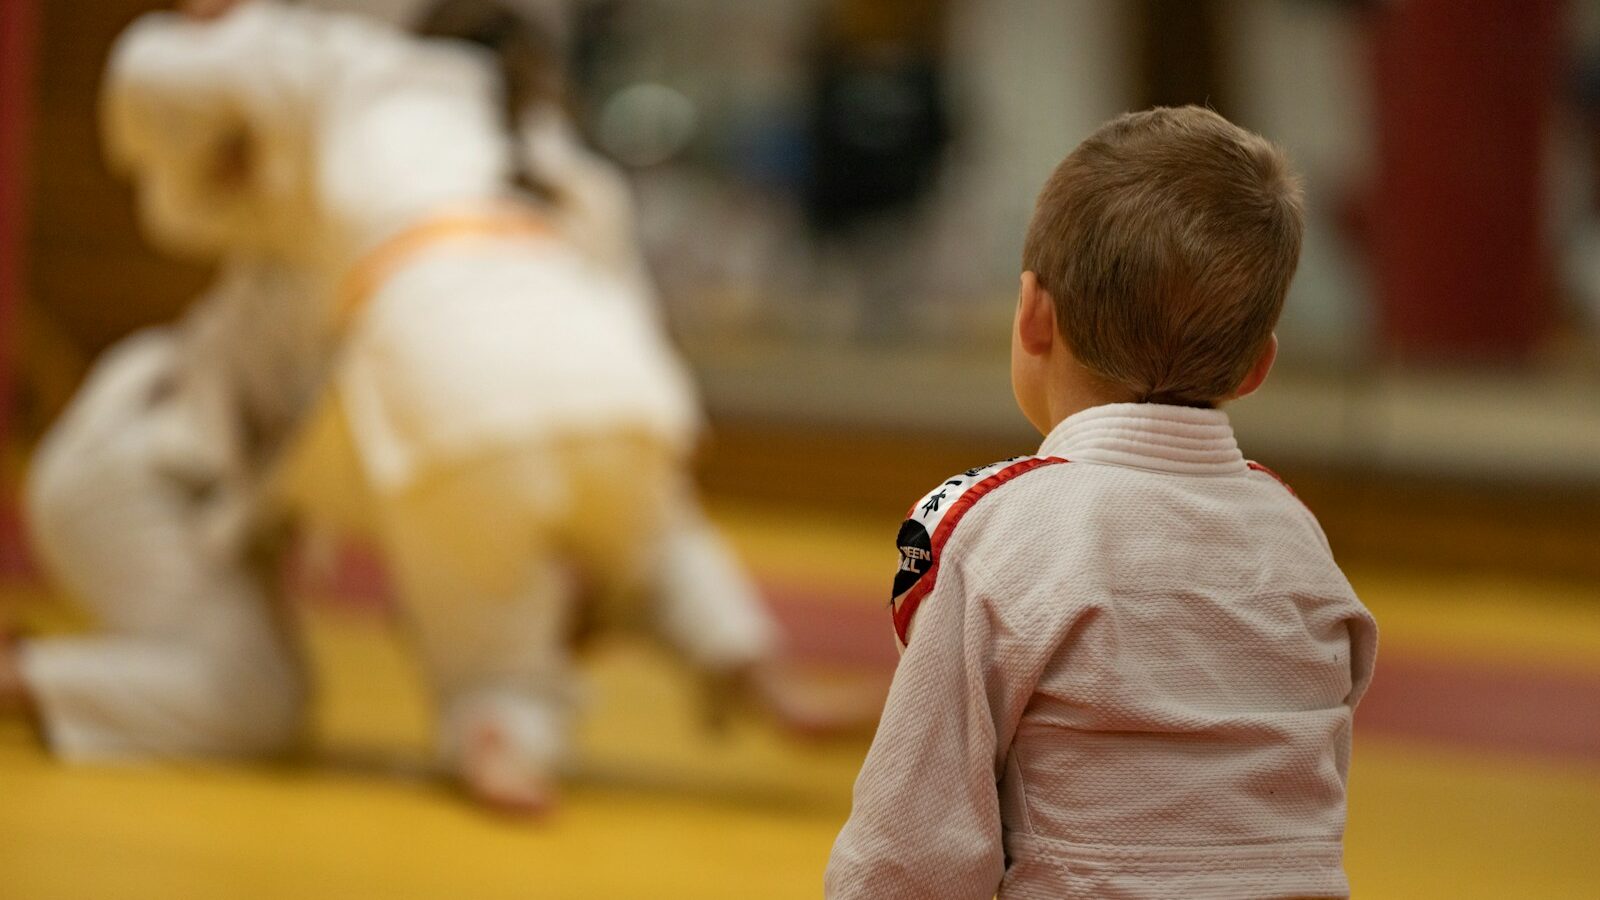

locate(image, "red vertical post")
[[1370, 0, 1562, 362], [0, 0, 39, 443]]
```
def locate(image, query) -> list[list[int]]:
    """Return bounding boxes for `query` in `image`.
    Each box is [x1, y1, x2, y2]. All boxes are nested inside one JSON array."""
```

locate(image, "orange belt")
[[333, 203, 555, 327]]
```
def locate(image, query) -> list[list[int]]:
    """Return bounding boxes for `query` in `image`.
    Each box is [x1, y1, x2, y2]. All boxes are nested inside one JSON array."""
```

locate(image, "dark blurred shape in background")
[[1370, 0, 1560, 361]]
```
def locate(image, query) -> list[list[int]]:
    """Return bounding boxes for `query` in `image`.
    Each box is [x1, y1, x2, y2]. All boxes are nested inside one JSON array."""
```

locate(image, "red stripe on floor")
[[765, 581, 1600, 764], [766, 583, 898, 669], [10, 509, 1596, 767], [1353, 653, 1600, 762]]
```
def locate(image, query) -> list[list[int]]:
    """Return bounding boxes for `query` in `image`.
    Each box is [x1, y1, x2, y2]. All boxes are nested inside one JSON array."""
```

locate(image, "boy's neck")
[[1037, 359, 1139, 435]]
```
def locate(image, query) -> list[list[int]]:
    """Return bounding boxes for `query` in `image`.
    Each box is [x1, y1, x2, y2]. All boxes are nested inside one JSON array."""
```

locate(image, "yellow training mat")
[[3, 505, 1599, 899]]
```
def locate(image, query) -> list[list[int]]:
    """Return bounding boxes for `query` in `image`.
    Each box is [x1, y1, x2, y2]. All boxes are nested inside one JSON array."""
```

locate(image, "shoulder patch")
[[890, 455, 1069, 648]]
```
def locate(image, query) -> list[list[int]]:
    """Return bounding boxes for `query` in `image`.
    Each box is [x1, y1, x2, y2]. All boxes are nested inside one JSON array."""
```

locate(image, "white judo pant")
[[22, 336, 775, 769], [20, 330, 305, 760], [282, 401, 777, 774]]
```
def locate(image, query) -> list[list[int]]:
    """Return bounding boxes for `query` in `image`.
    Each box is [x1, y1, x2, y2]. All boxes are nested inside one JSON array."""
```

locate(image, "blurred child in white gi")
[[4, 259, 325, 759], [2, 0, 784, 813]]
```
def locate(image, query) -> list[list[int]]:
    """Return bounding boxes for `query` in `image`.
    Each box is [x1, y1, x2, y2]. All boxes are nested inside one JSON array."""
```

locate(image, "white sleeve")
[[824, 552, 1037, 900], [650, 498, 778, 672]]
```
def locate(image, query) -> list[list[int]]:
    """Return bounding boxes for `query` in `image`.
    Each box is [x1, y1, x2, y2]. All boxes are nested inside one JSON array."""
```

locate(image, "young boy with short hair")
[[825, 106, 1378, 899]]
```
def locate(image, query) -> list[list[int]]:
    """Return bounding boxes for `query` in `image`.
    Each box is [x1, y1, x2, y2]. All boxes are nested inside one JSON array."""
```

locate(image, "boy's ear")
[[1017, 271, 1057, 357], [1231, 333, 1278, 400]]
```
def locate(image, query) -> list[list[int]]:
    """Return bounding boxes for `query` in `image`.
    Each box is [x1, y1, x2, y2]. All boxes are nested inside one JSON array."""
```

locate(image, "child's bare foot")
[[459, 719, 558, 816]]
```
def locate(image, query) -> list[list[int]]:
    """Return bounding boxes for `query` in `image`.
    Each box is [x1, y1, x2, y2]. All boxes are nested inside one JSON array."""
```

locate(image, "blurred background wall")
[[4, 0, 1598, 566]]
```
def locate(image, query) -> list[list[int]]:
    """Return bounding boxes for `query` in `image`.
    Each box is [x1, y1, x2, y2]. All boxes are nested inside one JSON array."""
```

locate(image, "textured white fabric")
[[37, 0, 762, 772], [827, 402, 1378, 900], [358, 435, 775, 774], [105, 3, 701, 493], [22, 321, 308, 760], [335, 236, 700, 492], [104, 3, 511, 261]]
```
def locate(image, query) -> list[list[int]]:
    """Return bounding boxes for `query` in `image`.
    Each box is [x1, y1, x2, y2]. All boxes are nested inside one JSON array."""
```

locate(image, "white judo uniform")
[[22, 2, 775, 772], [22, 260, 329, 758], [826, 403, 1379, 900]]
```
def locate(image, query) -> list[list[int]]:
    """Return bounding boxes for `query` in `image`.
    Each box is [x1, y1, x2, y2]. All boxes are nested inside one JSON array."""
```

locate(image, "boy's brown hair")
[[1023, 106, 1304, 407]]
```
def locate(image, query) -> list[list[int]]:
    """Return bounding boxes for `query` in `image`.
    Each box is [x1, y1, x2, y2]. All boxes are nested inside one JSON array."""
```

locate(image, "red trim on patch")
[[892, 457, 1070, 646], [1246, 461, 1298, 498]]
